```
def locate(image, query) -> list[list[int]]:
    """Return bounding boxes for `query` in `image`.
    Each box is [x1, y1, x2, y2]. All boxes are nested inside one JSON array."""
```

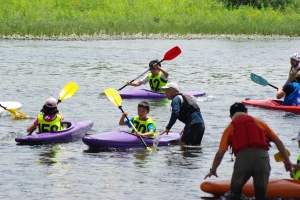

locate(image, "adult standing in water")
[[204, 102, 292, 200], [283, 53, 300, 87], [126, 60, 169, 93], [160, 82, 205, 146]]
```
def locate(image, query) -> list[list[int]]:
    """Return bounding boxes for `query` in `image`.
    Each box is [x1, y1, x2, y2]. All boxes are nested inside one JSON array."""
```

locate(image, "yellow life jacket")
[[294, 154, 300, 180], [147, 71, 168, 93], [37, 113, 63, 133], [289, 67, 300, 83], [130, 116, 156, 138]]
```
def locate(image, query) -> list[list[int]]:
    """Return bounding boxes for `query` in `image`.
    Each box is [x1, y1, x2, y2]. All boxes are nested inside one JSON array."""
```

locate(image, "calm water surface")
[[1, 39, 300, 199]]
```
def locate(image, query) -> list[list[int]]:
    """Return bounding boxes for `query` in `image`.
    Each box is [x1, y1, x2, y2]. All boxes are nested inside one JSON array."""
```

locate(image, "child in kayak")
[[119, 101, 156, 138], [126, 60, 169, 93], [27, 97, 64, 133]]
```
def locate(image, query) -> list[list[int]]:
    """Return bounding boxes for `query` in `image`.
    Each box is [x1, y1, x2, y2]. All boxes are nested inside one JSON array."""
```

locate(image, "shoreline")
[[1, 33, 300, 41]]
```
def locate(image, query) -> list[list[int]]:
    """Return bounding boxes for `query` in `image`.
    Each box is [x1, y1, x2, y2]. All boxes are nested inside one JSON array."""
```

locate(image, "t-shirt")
[[219, 114, 279, 151], [283, 83, 296, 97]]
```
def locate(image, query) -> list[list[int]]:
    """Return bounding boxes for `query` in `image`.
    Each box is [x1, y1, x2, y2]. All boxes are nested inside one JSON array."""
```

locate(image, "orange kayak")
[[200, 178, 300, 198]]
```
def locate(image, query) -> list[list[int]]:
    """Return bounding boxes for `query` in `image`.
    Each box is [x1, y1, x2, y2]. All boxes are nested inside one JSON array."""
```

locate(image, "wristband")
[[210, 168, 216, 173]]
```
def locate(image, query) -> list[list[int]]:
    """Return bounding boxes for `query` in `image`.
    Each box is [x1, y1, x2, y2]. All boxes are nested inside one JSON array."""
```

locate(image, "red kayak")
[[242, 99, 300, 114]]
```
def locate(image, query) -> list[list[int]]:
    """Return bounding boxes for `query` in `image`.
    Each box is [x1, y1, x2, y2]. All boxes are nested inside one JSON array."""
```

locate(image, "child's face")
[[138, 107, 149, 118]]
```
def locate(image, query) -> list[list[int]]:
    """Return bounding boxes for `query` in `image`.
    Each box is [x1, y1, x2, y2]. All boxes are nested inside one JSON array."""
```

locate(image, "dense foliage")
[[221, 0, 299, 10], [0, 0, 300, 37]]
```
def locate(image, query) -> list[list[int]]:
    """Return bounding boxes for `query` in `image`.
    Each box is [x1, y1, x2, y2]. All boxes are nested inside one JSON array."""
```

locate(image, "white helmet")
[[290, 53, 300, 62]]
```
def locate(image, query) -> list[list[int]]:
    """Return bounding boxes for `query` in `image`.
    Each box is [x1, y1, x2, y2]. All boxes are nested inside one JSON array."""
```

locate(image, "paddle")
[[0, 104, 28, 119], [27, 82, 79, 135], [250, 73, 278, 90], [118, 46, 182, 91], [274, 149, 290, 162], [104, 88, 158, 151]]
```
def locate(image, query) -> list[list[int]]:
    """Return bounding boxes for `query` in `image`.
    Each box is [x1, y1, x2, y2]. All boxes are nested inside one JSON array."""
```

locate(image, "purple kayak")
[[82, 131, 181, 149], [118, 89, 206, 99], [15, 120, 93, 145]]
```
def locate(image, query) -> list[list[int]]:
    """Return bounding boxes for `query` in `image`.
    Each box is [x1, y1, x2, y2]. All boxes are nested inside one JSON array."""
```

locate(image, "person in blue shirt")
[[277, 71, 300, 106], [283, 53, 300, 87], [160, 82, 205, 146], [119, 101, 156, 138]]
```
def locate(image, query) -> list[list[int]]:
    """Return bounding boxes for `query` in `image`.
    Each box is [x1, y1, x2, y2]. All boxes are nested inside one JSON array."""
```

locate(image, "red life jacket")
[[230, 115, 270, 156]]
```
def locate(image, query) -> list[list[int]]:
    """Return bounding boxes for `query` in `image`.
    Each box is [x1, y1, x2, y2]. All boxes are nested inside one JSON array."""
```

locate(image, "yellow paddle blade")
[[104, 88, 122, 107], [6, 108, 29, 119], [59, 82, 79, 101], [274, 149, 290, 162]]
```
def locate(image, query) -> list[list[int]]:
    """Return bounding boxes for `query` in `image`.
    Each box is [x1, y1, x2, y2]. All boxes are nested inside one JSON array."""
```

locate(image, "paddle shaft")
[[0, 104, 7, 109], [118, 105, 150, 149], [269, 83, 278, 90]]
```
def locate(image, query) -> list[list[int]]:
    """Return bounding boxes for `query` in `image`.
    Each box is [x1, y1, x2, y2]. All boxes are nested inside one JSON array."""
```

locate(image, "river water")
[[1, 39, 300, 200]]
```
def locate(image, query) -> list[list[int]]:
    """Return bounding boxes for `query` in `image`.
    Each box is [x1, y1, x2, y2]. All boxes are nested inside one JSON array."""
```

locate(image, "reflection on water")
[[37, 145, 60, 166]]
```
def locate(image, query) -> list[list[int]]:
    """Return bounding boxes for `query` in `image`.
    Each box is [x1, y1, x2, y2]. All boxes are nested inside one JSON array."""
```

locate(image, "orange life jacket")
[[230, 115, 270, 156]]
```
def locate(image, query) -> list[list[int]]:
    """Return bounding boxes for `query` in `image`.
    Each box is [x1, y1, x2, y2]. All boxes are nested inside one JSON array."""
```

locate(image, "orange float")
[[200, 178, 300, 198]]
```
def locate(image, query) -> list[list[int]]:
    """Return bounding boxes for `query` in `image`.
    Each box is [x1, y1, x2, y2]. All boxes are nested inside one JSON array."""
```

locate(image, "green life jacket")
[[37, 113, 63, 133], [294, 154, 300, 180], [147, 71, 168, 93], [130, 116, 156, 138]]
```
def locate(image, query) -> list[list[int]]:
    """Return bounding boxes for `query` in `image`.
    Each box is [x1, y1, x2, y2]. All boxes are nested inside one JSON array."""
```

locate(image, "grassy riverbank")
[[1, 0, 300, 37]]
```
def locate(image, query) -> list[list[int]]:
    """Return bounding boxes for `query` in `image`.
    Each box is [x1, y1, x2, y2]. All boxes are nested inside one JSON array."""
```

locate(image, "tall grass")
[[0, 0, 299, 37]]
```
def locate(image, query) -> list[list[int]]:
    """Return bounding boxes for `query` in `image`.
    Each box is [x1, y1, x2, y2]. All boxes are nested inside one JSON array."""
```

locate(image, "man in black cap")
[[277, 70, 300, 106], [204, 102, 292, 200]]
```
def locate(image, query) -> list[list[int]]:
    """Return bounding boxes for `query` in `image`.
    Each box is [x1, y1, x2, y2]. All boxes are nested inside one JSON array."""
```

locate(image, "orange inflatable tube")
[[200, 178, 300, 198]]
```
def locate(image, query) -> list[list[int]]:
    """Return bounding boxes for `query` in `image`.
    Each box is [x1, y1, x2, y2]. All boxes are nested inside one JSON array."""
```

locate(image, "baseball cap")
[[230, 102, 247, 116], [160, 82, 179, 91], [45, 97, 57, 108]]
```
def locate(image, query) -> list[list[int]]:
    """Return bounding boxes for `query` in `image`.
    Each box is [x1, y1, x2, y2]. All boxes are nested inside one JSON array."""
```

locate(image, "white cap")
[[290, 53, 300, 62], [45, 97, 57, 108], [160, 82, 179, 91]]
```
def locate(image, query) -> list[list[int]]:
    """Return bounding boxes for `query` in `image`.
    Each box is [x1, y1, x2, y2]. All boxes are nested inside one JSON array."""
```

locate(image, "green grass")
[[1, 0, 300, 37]]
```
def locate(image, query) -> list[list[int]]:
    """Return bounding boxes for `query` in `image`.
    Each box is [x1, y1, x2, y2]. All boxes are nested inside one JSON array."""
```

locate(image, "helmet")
[[290, 53, 300, 62]]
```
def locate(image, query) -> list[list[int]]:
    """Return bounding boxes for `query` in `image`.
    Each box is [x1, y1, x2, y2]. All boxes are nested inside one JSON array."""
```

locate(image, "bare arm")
[[126, 80, 143, 87], [119, 112, 127, 125], [155, 64, 169, 78], [204, 149, 226, 179], [27, 123, 37, 133], [137, 130, 154, 137], [276, 87, 286, 99], [273, 138, 293, 171], [58, 111, 64, 120]]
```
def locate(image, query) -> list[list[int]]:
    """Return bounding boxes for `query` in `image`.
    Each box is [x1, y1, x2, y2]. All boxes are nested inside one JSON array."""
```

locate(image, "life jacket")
[[283, 82, 300, 106], [175, 93, 201, 123], [37, 113, 63, 133], [289, 67, 300, 83], [130, 116, 156, 138], [147, 71, 168, 93], [294, 154, 300, 180], [230, 115, 270, 156]]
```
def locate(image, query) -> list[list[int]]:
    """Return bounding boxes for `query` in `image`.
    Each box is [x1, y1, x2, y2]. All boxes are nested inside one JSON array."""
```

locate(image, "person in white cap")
[[283, 53, 300, 87], [277, 70, 300, 106], [160, 82, 205, 146], [27, 97, 64, 133], [125, 60, 169, 93]]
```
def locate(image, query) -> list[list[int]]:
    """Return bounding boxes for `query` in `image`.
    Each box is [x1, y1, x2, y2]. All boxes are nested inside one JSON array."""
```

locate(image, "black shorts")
[[181, 123, 205, 145]]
